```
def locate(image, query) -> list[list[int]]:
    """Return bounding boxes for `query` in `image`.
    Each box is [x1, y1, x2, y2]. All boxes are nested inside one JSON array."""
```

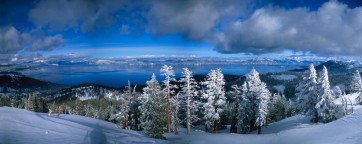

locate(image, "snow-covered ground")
[[165, 93, 362, 144], [273, 85, 285, 93], [2, 93, 362, 144], [0, 107, 166, 144], [271, 74, 297, 80]]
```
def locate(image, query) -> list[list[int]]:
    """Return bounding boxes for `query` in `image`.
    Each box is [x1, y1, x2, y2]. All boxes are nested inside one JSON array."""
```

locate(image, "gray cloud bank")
[[0, 26, 64, 61], [213, 1, 362, 56]]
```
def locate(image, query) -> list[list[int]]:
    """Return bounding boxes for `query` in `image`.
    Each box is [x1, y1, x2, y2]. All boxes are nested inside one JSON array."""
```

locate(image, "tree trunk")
[[230, 104, 237, 133], [186, 93, 191, 134], [257, 125, 261, 134], [167, 93, 171, 133], [215, 121, 218, 133], [175, 116, 179, 135], [230, 117, 237, 133], [249, 119, 255, 132], [124, 115, 128, 129], [212, 121, 218, 133], [313, 110, 319, 123], [205, 124, 209, 132]]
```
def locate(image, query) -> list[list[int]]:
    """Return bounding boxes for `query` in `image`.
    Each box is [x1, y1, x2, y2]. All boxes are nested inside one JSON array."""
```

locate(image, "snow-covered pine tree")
[[237, 68, 270, 134], [113, 81, 133, 129], [160, 65, 178, 133], [179, 68, 199, 134], [229, 84, 242, 133], [138, 74, 156, 130], [170, 92, 180, 134], [295, 64, 319, 122], [315, 66, 337, 123], [138, 73, 167, 139], [128, 84, 141, 131], [349, 70, 362, 93], [350, 70, 362, 104], [108, 91, 125, 127], [266, 93, 282, 125], [336, 87, 348, 115], [202, 69, 226, 133], [237, 82, 251, 133]]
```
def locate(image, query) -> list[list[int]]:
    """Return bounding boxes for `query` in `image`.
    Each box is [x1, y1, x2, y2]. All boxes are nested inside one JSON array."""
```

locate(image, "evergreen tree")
[[0, 93, 10, 107], [237, 68, 270, 134], [351, 70, 362, 104], [110, 92, 129, 129], [349, 70, 362, 93], [32, 94, 42, 112], [179, 68, 199, 134], [139, 73, 167, 139], [229, 84, 241, 133], [128, 85, 141, 131], [201, 69, 226, 133], [237, 82, 251, 133], [119, 81, 133, 129], [295, 64, 319, 122], [316, 66, 337, 123], [268, 93, 290, 123], [160, 65, 177, 133], [170, 93, 180, 134]]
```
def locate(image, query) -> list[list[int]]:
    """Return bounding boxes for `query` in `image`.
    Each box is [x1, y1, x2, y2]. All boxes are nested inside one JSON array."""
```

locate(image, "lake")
[[19, 63, 306, 87]]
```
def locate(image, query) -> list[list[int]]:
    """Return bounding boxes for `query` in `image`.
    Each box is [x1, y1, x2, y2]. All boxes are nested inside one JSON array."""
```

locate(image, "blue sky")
[[1, 0, 362, 61]]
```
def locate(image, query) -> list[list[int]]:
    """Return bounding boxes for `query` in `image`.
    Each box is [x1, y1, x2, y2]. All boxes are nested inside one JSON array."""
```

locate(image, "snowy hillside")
[[48, 83, 120, 101], [166, 93, 362, 144], [0, 107, 166, 144]]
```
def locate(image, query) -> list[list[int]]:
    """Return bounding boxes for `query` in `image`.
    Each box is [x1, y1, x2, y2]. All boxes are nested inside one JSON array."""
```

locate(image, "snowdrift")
[[0, 107, 166, 144]]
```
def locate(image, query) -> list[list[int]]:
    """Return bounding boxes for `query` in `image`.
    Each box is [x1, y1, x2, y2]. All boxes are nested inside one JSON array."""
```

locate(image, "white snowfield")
[[166, 93, 362, 144], [1, 93, 362, 144], [0, 107, 166, 144]]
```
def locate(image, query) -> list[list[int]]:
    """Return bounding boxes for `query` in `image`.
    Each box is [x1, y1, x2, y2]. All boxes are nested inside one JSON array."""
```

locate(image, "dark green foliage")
[[269, 100, 292, 123], [32, 95, 42, 112], [0, 94, 11, 107], [146, 93, 167, 139]]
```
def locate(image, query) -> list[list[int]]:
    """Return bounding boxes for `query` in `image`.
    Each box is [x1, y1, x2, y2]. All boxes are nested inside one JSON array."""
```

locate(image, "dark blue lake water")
[[20, 63, 306, 87]]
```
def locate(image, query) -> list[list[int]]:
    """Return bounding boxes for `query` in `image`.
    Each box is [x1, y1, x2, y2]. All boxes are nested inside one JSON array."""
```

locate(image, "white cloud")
[[31, 34, 64, 51], [212, 1, 362, 56]]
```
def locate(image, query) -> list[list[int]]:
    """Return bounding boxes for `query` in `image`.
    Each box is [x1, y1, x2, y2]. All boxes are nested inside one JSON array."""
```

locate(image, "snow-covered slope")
[[166, 93, 362, 144], [0, 107, 166, 144]]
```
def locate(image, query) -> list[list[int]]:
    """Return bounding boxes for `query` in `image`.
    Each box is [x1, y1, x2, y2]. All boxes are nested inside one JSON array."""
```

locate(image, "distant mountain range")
[[0, 71, 63, 93], [1, 54, 350, 70]]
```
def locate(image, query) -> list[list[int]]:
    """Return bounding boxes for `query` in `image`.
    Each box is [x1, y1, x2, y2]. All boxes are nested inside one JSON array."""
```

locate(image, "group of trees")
[[138, 66, 206, 138], [0, 93, 47, 113], [137, 66, 285, 137], [295, 64, 337, 123], [235, 69, 271, 134]]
